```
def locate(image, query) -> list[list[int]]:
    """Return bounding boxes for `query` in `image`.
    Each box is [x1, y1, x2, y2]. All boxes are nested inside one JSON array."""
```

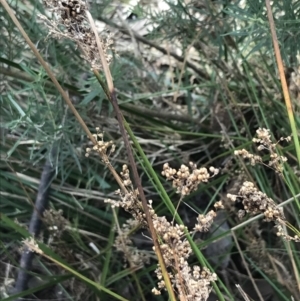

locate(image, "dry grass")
[[1, 0, 300, 301]]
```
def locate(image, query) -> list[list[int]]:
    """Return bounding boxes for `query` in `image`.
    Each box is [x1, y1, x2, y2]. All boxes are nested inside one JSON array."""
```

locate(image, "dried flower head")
[[85, 128, 116, 158], [234, 148, 262, 166], [194, 210, 217, 232], [151, 210, 217, 299], [105, 165, 147, 225], [235, 128, 290, 173], [40, 0, 113, 68], [214, 200, 224, 210], [162, 162, 219, 196], [275, 223, 300, 242], [105, 164, 217, 300], [227, 181, 285, 222], [227, 182, 300, 242]]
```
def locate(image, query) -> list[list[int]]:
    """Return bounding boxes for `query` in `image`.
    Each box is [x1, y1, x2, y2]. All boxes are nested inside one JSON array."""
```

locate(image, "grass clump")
[[1, 0, 300, 301]]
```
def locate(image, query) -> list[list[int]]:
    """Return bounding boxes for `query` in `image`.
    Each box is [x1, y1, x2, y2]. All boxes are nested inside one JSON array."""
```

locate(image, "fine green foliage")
[[1, 0, 299, 301]]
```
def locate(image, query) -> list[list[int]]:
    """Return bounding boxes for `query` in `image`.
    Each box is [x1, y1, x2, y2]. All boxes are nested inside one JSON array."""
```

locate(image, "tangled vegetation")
[[1, 1, 300, 301]]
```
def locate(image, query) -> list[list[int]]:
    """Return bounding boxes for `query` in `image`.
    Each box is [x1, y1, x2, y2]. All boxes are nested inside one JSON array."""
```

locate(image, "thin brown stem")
[[265, 0, 300, 166], [86, 11, 177, 301], [265, 1, 300, 291]]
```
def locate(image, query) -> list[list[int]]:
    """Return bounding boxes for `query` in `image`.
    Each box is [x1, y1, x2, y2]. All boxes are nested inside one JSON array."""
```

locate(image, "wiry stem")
[[265, 0, 300, 167], [87, 9, 177, 298], [265, 0, 300, 292]]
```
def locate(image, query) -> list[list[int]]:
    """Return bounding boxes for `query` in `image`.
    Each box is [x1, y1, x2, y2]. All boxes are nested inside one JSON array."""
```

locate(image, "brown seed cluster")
[[104, 165, 146, 225], [274, 223, 300, 242], [120, 164, 132, 187], [194, 210, 217, 232], [102, 155, 223, 299], [105, 164, 217, 299], [227, 181, 285, 222], [151, 212, 217, 299], [60, 0, 86, 23], [234, 148, 262, 166], [85, 128, 116, 158], [41, 0, 113, 68], [234, 128, 290, 173], [227, 182, 299, 242], [162, 162, 219, 196]]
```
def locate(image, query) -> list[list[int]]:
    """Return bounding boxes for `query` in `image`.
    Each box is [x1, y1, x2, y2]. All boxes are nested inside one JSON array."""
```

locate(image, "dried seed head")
[[85, 128, 116, 158], [40, 0, 113, 69], [162, 162, 219, 196], [235, 128, 291, 173], [231, 181, 285, 222]]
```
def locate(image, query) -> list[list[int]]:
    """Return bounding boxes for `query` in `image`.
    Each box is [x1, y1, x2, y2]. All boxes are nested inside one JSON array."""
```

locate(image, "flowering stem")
[[265, 0, 300, 166], [93, 69, 177, 301]]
